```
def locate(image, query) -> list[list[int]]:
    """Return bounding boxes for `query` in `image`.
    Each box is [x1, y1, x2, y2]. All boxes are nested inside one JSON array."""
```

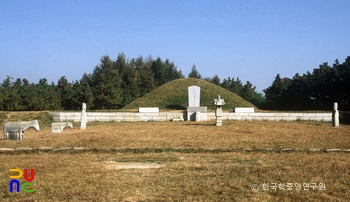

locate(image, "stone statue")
[[51, 122, 73, 133], [3, 120, 40, 140], [332, 102, 339, 127]]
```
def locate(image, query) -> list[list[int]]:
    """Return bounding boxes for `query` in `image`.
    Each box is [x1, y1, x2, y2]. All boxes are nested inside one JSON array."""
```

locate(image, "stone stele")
[[81, 103, 87, 129], [187, 85, 207, 121], [188, 85, 200, 107]]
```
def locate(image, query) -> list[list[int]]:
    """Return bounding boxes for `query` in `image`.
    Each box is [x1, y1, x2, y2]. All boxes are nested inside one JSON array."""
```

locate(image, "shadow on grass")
[[184, 123, 216, 127], [166, 105, 186, 110], [340, 111, 350, 125]]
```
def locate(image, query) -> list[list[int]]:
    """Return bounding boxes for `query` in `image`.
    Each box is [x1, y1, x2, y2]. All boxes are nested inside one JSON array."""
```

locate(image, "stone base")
[[7, 132, 23, 140], [187, 107, 207, 121], [216, 119, 222, 126], [52, 128, 62, 133]]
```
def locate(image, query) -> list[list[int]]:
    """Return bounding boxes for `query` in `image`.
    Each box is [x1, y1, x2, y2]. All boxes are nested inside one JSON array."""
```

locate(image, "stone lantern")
[[213, 95, 225, 126]]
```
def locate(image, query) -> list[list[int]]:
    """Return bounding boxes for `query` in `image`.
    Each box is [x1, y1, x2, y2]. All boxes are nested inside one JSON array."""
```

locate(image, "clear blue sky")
[[1, 0, 349, 93]]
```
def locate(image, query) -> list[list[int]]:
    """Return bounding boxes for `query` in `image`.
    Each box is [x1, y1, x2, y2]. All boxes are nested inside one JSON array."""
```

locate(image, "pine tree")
[[188, 64, 202, 79], [91, 55, 123, 109]]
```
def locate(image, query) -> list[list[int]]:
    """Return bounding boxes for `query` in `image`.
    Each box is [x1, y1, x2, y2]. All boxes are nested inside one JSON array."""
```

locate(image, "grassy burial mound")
[[123, 78, 256, 111]]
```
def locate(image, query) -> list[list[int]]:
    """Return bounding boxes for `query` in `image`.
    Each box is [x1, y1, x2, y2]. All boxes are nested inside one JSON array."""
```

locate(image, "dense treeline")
[[263, 56, 350, 110], [0, 53, 184, 110]]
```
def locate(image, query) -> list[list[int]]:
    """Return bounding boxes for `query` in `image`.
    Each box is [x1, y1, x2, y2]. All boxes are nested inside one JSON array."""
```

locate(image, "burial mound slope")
[[122, 78, 257, 111]]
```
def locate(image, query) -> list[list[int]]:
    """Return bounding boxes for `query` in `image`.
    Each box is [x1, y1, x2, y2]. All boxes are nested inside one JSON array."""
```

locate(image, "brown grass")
[[1, 120, 349, 150], [1, 120, 350, 201]]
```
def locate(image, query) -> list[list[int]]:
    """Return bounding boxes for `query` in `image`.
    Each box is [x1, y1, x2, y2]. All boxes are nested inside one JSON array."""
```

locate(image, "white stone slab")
[[172, 117, 184, 121], [234, 108, 254, 113], [139, 107, 159, 113], [188, 86, 200, 107], [0, 148, 14, 152]]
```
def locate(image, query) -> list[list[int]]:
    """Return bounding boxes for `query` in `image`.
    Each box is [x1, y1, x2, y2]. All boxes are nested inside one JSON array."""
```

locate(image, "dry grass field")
[[1, 118, 350, 201]]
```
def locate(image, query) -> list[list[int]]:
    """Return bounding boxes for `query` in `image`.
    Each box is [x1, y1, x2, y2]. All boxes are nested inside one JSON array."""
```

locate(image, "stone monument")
[[332, 102, 339, 127], [214, 95, 225, 126], [188, 85, 200, 107], [187, 85, 207, 121], [80, 103, 87, 129]]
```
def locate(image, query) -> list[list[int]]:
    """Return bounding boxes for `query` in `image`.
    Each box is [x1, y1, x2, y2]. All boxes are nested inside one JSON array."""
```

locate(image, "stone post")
[[213, 95, 225, 126], [332, 102, 339, 127], [80, 103, 87, 129]]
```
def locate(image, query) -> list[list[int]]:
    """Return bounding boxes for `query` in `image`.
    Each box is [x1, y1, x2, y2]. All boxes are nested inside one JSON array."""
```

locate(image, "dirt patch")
[[104, 161, 165, 170]]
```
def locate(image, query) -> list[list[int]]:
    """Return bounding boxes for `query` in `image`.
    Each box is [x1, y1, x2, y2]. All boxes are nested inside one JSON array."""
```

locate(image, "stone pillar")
[[213, 95, 225, 126], [80, 103, 87, 129], [215, 107, 223, 126], [332, 102, 339, 127]]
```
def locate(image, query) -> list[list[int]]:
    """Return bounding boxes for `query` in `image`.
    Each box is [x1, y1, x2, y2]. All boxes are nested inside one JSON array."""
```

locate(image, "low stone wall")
[[49, 112, 186, 122], [49, 112, 332, 122], [208, 112, 332, 121]]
